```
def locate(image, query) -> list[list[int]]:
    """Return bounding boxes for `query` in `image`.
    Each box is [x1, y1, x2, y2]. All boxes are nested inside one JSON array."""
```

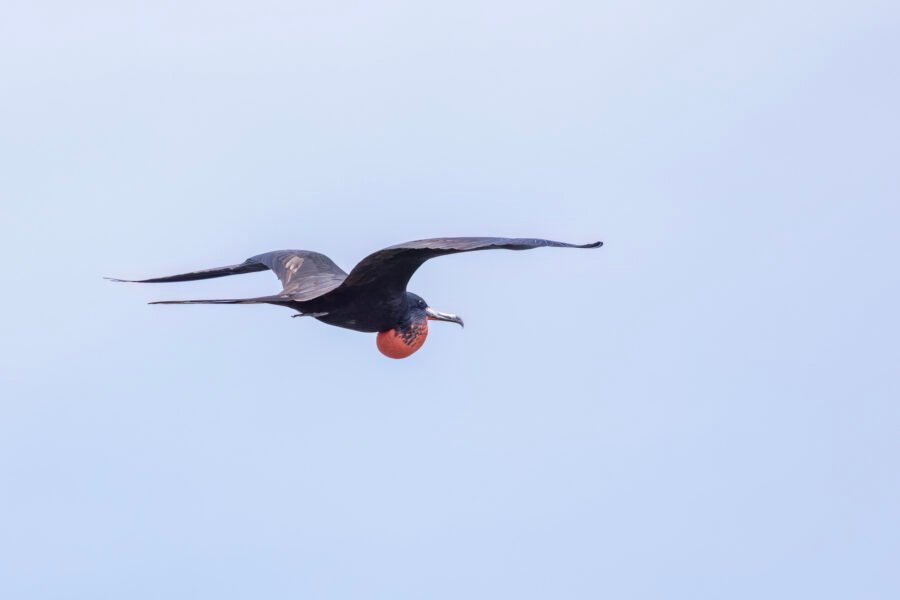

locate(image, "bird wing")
[[247, 250, 348, 300], [109, 250, 348, 302], [337, 237, 602, 296]]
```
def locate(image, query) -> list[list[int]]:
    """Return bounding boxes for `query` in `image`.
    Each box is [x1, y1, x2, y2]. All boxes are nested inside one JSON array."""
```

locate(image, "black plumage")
[[109, 236, 602, 357]]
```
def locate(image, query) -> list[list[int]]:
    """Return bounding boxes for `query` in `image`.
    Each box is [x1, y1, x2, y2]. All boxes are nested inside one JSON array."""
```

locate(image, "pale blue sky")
[[2, 2, 899, 598]]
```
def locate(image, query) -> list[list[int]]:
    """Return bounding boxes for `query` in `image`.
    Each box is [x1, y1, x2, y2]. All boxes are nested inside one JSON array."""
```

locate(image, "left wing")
[[336, 237, 602, 297]]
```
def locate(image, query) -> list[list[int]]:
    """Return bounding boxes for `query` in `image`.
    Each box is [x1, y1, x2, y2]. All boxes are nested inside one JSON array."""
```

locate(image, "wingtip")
[[583, 241, 603, 248], [104, 276, 129, 283]]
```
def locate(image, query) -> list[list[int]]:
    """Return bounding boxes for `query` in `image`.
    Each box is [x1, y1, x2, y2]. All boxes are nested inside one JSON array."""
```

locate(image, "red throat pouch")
[[376, 323, 429, 359]]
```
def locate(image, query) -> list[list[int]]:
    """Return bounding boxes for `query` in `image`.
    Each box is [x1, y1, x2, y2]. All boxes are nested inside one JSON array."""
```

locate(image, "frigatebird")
[[109, 237, 602, 358]]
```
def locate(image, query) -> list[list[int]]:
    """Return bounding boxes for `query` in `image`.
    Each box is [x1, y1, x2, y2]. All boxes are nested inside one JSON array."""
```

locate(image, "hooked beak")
[[425, 307, 465, 328]]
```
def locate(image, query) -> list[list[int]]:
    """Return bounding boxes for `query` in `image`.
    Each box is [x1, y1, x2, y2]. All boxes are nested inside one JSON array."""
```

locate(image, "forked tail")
[[148, 295, 290, 307]]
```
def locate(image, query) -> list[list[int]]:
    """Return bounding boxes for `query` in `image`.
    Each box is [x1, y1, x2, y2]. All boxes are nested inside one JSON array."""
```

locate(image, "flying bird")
[[109, 237, 602, 358]]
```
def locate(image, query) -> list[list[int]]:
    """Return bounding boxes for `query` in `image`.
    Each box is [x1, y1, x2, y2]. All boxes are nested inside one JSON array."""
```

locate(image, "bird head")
[[376, 292, 464, 359]]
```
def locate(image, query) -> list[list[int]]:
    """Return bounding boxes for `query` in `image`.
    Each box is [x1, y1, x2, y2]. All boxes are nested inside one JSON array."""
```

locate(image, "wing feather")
[[338, 237, 601, 295], [109, 250, 348, 302], [247, 250, 348, 300]]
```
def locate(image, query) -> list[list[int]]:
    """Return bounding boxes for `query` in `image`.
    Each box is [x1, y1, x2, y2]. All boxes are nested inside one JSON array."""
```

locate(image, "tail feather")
[[150, 299, 261, 305], [149, 295, 289, 306]]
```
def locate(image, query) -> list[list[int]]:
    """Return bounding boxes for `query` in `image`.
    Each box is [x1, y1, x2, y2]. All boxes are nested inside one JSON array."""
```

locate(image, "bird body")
[[109, 237, 602, 358]]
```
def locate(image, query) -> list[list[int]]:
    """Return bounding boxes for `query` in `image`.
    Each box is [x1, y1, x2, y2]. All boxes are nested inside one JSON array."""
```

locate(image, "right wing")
[[247, 250, 348, 300], [108, 250, 348, 302]]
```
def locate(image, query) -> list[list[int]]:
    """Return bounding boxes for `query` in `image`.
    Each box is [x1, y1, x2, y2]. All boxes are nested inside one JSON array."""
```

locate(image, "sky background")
[[2, 1, 899, 598]]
